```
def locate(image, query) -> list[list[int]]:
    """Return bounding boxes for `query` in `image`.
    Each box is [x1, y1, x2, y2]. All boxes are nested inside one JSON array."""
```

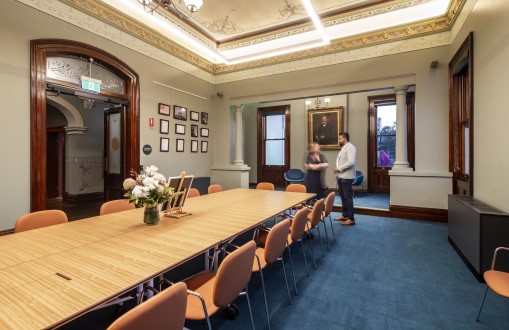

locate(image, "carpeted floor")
[[62, 213, 509, 329]]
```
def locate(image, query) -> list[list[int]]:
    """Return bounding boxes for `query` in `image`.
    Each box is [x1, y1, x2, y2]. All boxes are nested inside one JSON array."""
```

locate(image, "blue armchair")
[[352, 171, 364, 197], [284, 169, 305, 185]]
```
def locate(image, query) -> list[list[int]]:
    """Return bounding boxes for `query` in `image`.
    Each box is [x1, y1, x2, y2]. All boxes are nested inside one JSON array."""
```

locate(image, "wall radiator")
[[448, 195, 509, 281]]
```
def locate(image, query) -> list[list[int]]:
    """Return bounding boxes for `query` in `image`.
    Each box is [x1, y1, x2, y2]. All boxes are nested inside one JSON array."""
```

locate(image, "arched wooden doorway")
[[30, 39, 140, 212]]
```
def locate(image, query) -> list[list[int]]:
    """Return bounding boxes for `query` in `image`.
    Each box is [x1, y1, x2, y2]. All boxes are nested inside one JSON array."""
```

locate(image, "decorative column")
[[392, 85, 411, 171], [233, 105, 245, 166]]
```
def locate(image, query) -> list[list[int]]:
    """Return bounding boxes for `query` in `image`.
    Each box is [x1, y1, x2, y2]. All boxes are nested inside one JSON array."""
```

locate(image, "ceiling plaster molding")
[[18, 0, 467, 84], [215, 30, 451, 84]]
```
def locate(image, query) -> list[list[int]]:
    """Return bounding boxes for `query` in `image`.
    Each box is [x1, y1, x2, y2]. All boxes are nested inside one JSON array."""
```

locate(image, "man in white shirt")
[[334, 132, 357, 226]]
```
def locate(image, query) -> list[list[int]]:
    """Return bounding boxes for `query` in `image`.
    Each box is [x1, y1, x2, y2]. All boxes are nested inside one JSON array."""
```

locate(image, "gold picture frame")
[[307, 107, 344, 150]]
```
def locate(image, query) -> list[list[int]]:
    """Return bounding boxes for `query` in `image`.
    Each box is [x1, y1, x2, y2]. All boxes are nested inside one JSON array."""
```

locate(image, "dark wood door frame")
[[257, 105, 291, 186], [31, 39, 140, 212]]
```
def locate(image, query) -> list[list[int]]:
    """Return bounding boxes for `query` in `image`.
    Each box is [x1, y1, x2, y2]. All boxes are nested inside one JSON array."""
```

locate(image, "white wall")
[[449, 0, 509, 212], [0, 1, 215, 229]]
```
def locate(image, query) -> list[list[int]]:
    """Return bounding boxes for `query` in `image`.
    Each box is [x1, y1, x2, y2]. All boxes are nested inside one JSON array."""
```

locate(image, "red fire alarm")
[[149, 117, 154, 127]]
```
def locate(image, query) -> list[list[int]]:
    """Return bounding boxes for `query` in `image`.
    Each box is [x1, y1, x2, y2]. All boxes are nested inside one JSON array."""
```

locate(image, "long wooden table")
[[0, 189, 314, 329]]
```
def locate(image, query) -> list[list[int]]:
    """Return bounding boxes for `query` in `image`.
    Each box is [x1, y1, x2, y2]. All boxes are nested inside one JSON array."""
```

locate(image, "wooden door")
[[257, 105, 290, 187], [449, 33, 473, 196], [104, 107, 125, 201]]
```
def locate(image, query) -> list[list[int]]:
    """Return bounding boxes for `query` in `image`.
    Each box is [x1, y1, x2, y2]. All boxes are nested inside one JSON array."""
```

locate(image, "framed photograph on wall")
[[173, 105, 187, 121], [191, 140, 198, 153], [191, 124, 198, 137], [201, 112, 208, 125], [307, 106, 344, 150], [200, 128, 209, 137], [176, 138, 184, 152], [158, 103, 170, 116], [175, 124, 186, 135], [190, 111, 199, 121], [160, 137, 169, 152], [160, 119, 169, 134], [201, 141, 208, 153]]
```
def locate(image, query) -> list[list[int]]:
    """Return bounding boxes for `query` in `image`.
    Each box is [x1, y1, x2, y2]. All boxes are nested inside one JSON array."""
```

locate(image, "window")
[[265, 114, 285, 165], [376, 104, 397, 168]]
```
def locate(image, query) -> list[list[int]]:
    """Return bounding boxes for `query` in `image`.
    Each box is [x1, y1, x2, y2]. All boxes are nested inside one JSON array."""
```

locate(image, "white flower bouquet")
[[123, 165, 173, 208]]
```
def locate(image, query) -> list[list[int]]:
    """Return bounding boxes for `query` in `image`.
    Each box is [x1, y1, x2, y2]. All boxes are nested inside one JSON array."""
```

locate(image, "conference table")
[[0, 188, 314, 329]]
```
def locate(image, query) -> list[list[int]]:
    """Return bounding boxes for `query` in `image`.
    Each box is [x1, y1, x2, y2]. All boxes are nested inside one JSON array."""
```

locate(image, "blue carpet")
[[210, 214, 509, 330]]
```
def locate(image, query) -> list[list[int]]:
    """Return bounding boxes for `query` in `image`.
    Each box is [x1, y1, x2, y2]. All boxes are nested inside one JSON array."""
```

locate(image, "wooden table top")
[[0, 188, 314, 329]]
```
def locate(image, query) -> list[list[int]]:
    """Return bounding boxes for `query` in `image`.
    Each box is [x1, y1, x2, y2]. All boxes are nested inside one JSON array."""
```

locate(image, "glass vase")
[[143, 204, 160, 225]]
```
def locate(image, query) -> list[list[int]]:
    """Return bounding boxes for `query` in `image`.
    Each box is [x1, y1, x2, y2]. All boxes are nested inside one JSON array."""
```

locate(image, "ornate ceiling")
[[57, 0, 465, 76]]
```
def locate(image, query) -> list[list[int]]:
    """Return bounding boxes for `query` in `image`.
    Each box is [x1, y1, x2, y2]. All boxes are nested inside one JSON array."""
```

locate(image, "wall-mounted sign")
[[142, 144, 152, 155], [80, 75, 101, 93]]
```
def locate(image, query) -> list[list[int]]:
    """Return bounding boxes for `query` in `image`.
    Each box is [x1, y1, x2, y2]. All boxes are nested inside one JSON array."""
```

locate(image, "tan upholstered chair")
[[256, 182, 275, 191], [287, 207, 312, 285], [100, 199, 136, 215], [305, 198, 325, 269], [476, 247, 509, 322], [187, 188, 201, 198], [253, 219, 293, 329], [107, 282, 187, 330], [207, 184, 223, 194], [14, 210, 68, 233], [320, 191, 337, 251], [185, 240, 256, 330]]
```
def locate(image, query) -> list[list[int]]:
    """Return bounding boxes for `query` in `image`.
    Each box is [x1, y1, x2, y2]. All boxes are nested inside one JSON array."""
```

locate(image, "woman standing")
[[305, 143, 328, 201]]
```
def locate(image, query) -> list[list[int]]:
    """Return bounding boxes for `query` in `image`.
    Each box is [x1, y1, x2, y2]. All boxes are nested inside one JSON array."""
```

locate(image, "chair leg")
[[243, 288, 256, 330], [476, 286, 490, 322], [316, 226, 325, 257], [255, 255, 271, 330], [279, 254, 292, 304], [307, 231, 317, 270], [328, 215, 336, 242], [300, 239, 310, 276], [286, 243, 298, 295], [321, 220, 331, 251]]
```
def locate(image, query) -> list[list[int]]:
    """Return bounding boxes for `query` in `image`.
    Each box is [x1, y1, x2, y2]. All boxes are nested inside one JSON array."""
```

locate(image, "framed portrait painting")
[[201, 112, 208, 125], [173, 105, 187, 121], [307, 107, 344, 150], [191, 124, 198, 137]]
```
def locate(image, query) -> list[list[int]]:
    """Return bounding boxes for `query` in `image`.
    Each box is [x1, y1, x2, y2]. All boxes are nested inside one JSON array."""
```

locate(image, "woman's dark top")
[[305, 153, 327, 200]]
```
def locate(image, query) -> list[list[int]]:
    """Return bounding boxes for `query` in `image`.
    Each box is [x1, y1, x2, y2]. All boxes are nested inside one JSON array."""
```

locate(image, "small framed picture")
[[158, 103, 170, 116], [175, 124, 186, 135], [201, 112, 208, 125], [173, 105, 187, 121], [160, 137, 169, 152], [191, 140, 198, 153], [160, 119, 169, 134], [200, 128, 209, 137], [176, 138, 184, 152], [201, 140, 208, 153], [190, 111, 199, 121], [191, 124, 199, 137]]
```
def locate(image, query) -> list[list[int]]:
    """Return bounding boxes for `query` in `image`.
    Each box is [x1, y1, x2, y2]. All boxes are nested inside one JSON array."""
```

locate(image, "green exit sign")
[[80, 76, 101, 93]]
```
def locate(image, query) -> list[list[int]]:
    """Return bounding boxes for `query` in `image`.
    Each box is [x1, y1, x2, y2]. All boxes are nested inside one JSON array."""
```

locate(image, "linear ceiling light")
[[300, 0, 330, 44]]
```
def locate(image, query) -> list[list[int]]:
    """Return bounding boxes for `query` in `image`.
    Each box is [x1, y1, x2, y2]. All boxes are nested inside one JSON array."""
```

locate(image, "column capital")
[[234, 104, 244, 112], [394, 85, 409, 95]]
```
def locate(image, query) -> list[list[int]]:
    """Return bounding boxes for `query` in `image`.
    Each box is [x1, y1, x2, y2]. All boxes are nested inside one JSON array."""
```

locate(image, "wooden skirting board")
[[332, 204, 448, 222]]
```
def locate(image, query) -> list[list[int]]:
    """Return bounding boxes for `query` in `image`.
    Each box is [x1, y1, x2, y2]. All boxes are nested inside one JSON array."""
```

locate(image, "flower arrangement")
[[123, 165, 173, 208]]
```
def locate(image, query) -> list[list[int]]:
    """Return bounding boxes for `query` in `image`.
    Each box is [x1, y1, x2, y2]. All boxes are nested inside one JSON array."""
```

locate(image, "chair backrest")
[[264, 219, 291, 264], [286, 184, 306, 193], [285, 169, 305, 180], [290, 208, 311, 242], [208, 184, 223, 194], [187, 188, 201, 198], [308, 198, 324, 227], [353, 171, 364, 186], [323, 191, 335, 217], [213, 240, 256, 308], [256, 182, 275, 191], [100, 199, 136, 215], [14, 210, 68, 233], [107, 282, 188, 330]]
